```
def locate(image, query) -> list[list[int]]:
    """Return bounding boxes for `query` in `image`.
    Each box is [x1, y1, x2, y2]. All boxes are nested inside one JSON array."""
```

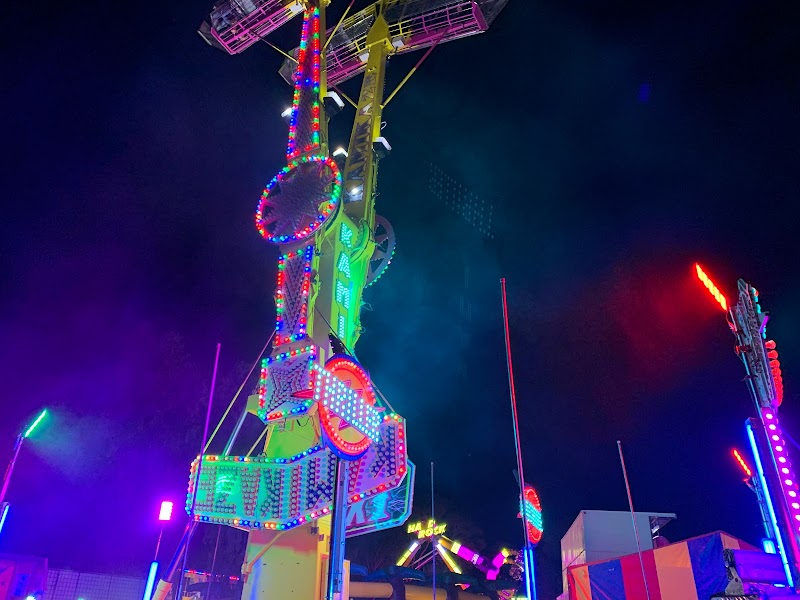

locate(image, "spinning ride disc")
[[319, 355, 377, 460], [255, 155, 342, 244], [366, 215, 395, 286]]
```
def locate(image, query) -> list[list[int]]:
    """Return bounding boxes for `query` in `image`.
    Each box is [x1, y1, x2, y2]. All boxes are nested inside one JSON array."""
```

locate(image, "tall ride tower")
[[177, 2, 510, 599], [697, 265, 800, 589]]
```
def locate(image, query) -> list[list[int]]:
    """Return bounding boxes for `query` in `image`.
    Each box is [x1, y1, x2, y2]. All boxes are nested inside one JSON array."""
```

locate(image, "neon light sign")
[[407, 519, 447, 539], [316, 356, 381, 459], [521, 485, 543, 545]]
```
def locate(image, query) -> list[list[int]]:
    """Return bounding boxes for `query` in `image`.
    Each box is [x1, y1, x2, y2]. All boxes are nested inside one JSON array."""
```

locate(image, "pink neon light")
[[452, 543, 478, 563], [760, 406, 800, 541], [159, 501, 174, 521]]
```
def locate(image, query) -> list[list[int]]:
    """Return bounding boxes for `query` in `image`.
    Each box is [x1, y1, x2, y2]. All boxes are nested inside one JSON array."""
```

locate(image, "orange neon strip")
[[695, 263, 728, 311], [733, 448, 752, 478]]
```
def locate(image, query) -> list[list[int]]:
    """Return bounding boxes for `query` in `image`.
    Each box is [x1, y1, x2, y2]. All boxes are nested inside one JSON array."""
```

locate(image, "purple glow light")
[[761, 407, 800, 533], [159, 501, 173, 521]]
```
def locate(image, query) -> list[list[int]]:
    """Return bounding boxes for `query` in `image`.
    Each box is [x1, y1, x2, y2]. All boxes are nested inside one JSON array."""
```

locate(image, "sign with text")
[[407, 518, 447, 539], [186, 415, 408, 531]]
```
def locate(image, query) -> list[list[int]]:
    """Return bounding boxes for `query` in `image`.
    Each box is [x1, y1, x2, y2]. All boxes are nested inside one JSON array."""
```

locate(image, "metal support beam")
[[327, 458, 348, 599]]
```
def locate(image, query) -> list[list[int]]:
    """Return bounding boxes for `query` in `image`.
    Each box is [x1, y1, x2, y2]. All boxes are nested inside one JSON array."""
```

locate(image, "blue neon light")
[[142, 561, 158, 600], [522, 546, 536, 600], [763, 539, 777, 554], [0, 503, 9, 539], [747, 420, 794, 587]]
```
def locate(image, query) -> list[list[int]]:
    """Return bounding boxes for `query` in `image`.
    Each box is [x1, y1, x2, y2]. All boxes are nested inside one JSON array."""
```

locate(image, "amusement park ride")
[[153, 1, 510, 600], [696, 264, 800, 591], [395, 518, 527, 599]]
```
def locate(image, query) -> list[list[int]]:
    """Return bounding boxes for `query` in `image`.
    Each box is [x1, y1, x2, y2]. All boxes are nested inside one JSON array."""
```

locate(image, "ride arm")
[[313, 13, 393, 352], [341, 12, 391, 232], [438, 536, 492, 573]]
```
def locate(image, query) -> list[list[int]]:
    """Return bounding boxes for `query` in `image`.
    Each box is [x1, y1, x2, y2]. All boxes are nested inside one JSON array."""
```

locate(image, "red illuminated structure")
[[522, 485, 543, 546], [695, 263, 799, 587], [765, 340, 785, 407]]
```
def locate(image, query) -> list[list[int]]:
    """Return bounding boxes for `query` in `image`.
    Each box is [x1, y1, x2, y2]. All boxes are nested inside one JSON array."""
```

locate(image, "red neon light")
[[695, 264, 728, 311], [765, 340, 785, 407], [521, 485, 543, 545], [318, 356, 376, 459], [732, 449, 752, 478]]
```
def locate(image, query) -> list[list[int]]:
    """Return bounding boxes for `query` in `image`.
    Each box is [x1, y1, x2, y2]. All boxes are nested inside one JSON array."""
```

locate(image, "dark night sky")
[[2, 1, 800, 598]]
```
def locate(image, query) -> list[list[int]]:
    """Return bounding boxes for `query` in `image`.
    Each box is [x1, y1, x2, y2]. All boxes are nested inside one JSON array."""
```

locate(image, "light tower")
[[696, 264, 800, 588], [166, 2, 512, 600]]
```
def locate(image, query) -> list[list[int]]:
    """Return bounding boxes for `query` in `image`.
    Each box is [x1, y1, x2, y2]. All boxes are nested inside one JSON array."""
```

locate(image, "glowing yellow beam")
[[396, 541, 419, 566], [436, 543, 462, 574]]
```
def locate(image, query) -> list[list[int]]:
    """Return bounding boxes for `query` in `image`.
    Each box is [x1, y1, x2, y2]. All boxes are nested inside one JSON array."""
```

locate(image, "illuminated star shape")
[[261, 162, 337, 240], [264, 354, 313, 412]]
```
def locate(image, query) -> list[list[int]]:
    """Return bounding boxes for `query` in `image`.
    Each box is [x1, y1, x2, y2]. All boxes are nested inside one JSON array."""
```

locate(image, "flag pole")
[[431, 461, 436, 600], [175, 343, 222, 600], [617, 441, 651, 600], [500, 279, 536, 600]]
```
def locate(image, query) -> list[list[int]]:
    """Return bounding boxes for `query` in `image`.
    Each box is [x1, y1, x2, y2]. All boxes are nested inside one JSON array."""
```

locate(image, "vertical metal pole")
[[204, 331, 272, 454], [617, 441, 651, 600], [750, 471, 776, 544], [222, 409, 248, 456], [500, 279, 536, 600], [0, 435, 23, 505], [152, 522, 196, 600], [207, 525, 222, 600], [523, 546, 536, 600], [327, 457, 348, 600], [431, 461, 436, 600], [176, 343, 222, 600], [154, 527, 164, 562]]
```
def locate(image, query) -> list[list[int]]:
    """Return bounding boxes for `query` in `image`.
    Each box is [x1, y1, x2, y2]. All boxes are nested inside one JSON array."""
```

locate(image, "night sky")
[[2, 1, 800, 598]]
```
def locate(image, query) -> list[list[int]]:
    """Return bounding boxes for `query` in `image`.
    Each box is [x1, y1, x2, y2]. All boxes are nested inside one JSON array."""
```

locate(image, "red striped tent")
[[567, 531, 755, 600]]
